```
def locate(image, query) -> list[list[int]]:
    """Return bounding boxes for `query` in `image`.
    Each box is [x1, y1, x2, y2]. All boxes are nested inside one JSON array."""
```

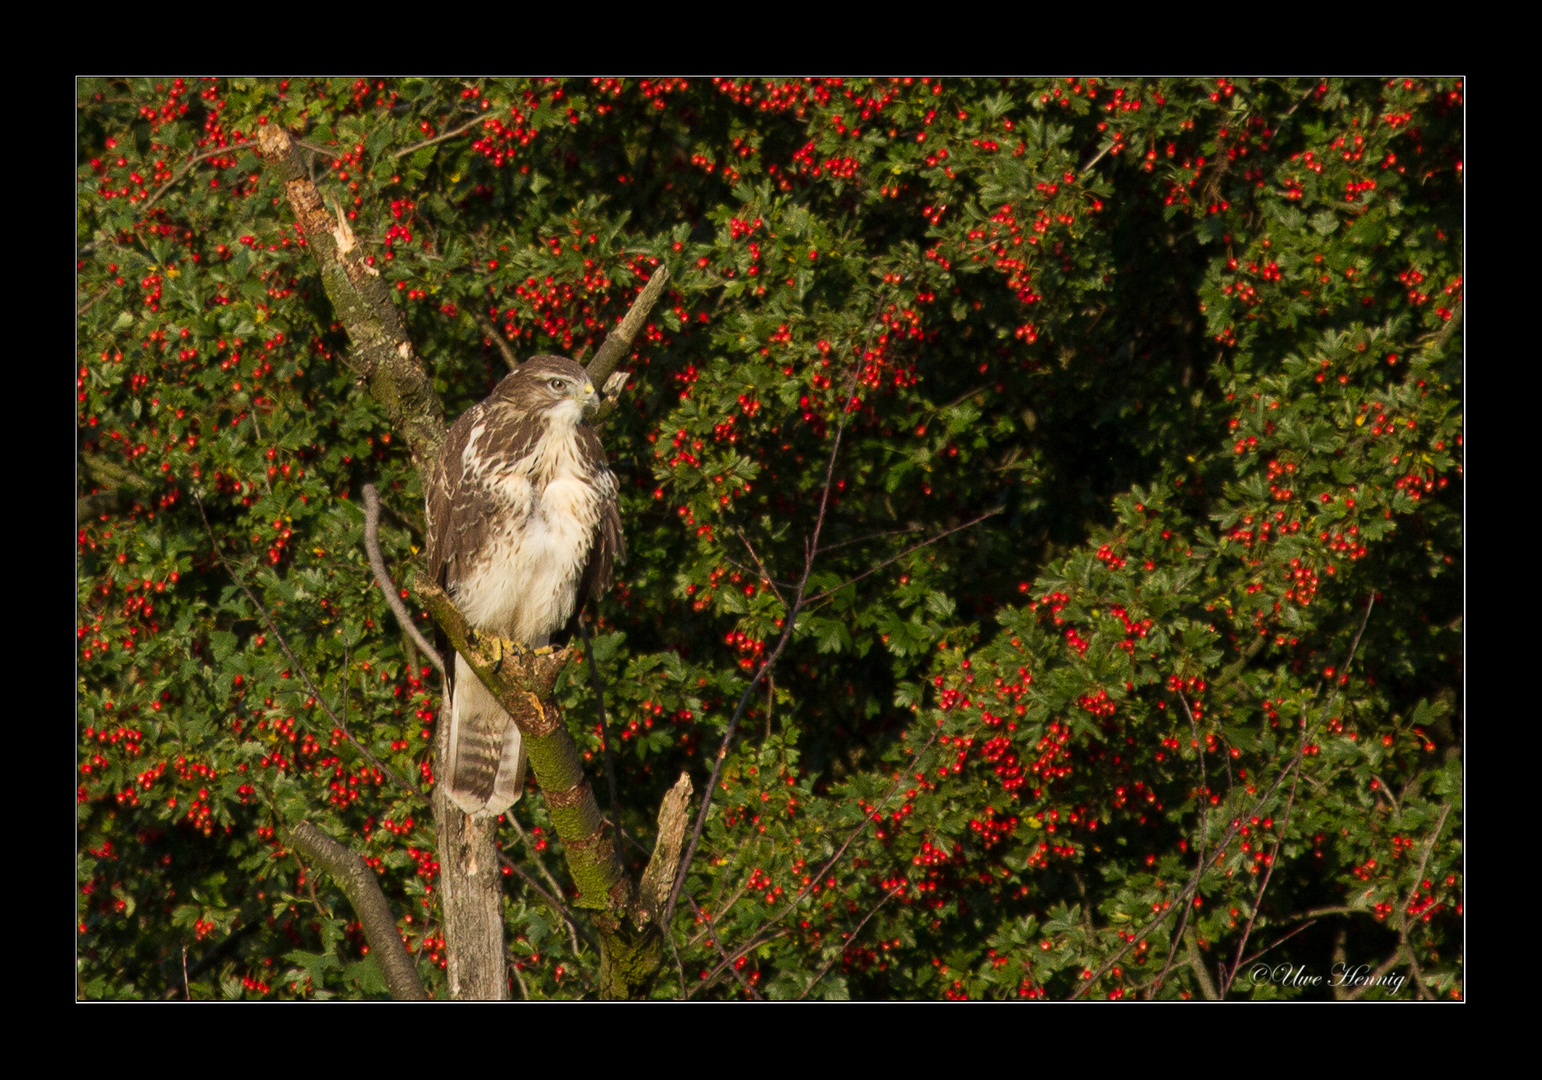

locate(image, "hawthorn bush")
[[77, 77, 1463, 1000]]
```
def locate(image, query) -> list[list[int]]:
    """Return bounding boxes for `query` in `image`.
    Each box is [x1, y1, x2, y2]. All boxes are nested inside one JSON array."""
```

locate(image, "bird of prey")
[[425, 355, 624, 817]]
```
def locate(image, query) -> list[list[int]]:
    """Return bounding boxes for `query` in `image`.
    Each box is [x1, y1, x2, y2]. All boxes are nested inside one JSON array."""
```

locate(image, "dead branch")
[[256, 124, 446, 480], [585, 265, 671, 390]]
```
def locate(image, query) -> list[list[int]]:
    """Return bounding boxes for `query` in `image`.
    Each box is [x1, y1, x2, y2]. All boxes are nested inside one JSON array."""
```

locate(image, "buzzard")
[[425, 356, 624, 817]]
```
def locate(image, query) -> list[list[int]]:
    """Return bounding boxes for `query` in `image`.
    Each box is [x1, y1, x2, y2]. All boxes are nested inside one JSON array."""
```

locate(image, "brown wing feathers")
[[428, 357, 623, 816]]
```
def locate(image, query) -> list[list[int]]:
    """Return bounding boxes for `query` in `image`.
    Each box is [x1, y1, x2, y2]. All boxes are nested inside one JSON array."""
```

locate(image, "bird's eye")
[[549, 378, 566, 392]]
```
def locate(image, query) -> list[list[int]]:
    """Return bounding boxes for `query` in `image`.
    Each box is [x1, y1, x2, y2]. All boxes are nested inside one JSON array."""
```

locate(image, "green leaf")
[[811, 616, 852, 655], [210, 631, 238, 662], [343, 954, 388, 996]]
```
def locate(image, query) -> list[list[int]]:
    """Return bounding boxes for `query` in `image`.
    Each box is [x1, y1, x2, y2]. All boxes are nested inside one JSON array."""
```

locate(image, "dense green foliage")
[[77, 77, 1463, 1000]]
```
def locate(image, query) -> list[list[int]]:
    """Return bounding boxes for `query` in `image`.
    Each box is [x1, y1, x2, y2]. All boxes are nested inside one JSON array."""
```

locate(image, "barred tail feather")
[[446, 652, 527, 816]]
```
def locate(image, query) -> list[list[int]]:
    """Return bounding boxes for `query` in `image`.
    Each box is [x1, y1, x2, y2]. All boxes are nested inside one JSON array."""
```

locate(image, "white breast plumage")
[[453, 419, 602, 647]]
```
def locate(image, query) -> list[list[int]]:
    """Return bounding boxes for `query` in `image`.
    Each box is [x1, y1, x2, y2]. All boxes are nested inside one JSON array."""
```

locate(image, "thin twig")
[[817, 524, 926, 554], [687, 878, 751, 949], [1405, 950, 1432, 1001], [689, 722, 945, 998], [1220, 764, 1301, 998], [1178, 688, 1211, 873], [78, 284, 113, 317], [1341, 946, 1410, 1000], [666, 294, 894, 979], [504, 815, 585, 955], [1402, 802, 1453, 925], [292, 138, 341, 159], [667, 929, 688, 1000], [764, 672, 775, 741], [250, 410, 272, 496], [1418, 299, 1463, 356], [689, 929, 794, 999], [664, 379, 850, 930], [1149, 689, 1213, 998], [797, 884, 903, 1000], [685, 894, 764, 1000], [496, 850, 593, 956], [1397, 801, 1453, 968], [1238, 919, 1317, 968], [1282, 80, 1321, 119], [193, 491, 424, 801], [1371, 773, 1401, 815], [715, 548, 798, 595], [392, 113, 489, 160], [362, 484, 446, 679], [801, 508, 1004, 606], [1080, 140, 1117, 177], [1073, 595, 1376, 1000], [341, 642, 351, 738], [140, 145, 236, 215], [735, 530, 787, 609], [472, 310, 520, 372]]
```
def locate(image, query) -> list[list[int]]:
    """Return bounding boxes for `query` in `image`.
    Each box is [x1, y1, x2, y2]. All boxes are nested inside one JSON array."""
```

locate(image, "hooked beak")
[[580, 380, 600, 416]]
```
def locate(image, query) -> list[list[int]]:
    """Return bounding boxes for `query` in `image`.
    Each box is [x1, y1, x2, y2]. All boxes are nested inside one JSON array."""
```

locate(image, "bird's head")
[[497, 355, 599, 422]]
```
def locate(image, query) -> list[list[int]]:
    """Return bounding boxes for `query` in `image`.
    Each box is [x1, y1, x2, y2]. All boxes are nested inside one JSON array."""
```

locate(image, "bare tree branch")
[[638, 773, 694, 926], [257, 123, 447, 480], [1419, 299, 1463, 356], [1220, 764, 1302, 998], [665, 294, 899, 989], [1238, 919, 1317, 969], [362, 483, 445, 680], [496, 849, 594, 956], [507, 816, 574, 917], [288, 820, 428, 1000], [1148, 688, 1214, 999], [683, 893, 763, 999], [585, 265, 670, 389], [735, 530, 787, 609], [292, 138, 342, 159], [664, 383, 850, 930], [1080, 139, 1117, 176], [78, 283, 113, 317]]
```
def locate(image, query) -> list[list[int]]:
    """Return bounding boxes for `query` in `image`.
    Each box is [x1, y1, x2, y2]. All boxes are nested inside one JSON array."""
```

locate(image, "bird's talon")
[[473, 631, 502, 664]]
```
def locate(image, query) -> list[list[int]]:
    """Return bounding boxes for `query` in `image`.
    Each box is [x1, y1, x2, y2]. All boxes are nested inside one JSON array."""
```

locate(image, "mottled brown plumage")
[[426, 356, 624, 816]]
